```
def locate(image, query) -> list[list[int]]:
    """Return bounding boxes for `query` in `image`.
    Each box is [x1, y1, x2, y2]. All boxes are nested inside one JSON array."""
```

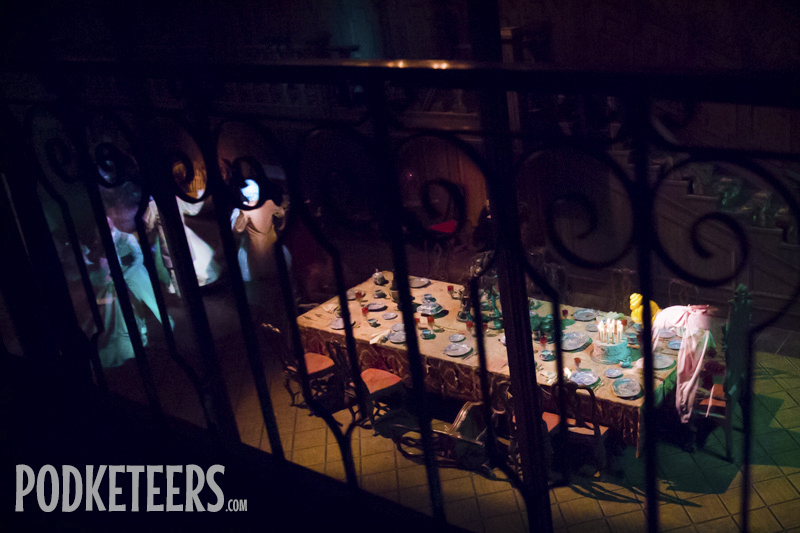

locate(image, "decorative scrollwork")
[[652, 159, 753, 287], [44, 137, 79, 184], [94, 142, 134, 187], [394, 133, 477, 246], [148, 117, 210, 204], [516, 145, 635, 270], [653, 156, 800, 331]]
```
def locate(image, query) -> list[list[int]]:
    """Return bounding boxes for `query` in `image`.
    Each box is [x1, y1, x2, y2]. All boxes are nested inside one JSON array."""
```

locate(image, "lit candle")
[[617, 321, 623, 344], [598, 322, 605, 343]]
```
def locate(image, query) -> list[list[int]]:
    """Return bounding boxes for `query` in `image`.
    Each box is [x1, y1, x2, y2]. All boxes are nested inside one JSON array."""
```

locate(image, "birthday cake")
[[591, 339, 630, 364]]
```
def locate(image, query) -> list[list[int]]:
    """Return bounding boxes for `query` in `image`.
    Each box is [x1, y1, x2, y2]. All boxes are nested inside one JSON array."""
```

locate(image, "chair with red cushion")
[[326, 341, 406, 434], [548, 380, 611, 474], [691, 285, 752, 461], [493, 380, 555, 480], [425, 219, 462, 280], [261, 323, 337, 410]]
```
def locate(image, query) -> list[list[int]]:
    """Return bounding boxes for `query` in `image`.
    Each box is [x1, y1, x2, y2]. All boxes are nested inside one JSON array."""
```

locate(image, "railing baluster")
[[181, 100, 287, 460], [367, 79, 446, 525], [630, 94, 659, 532]]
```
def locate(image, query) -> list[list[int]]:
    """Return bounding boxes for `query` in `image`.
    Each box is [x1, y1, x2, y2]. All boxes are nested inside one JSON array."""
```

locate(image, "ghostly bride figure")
[[231, 178, 291, 326]]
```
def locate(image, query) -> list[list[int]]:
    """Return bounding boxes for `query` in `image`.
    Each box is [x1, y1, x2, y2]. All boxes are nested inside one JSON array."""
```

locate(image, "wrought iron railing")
[[2, 58, 799, 533]]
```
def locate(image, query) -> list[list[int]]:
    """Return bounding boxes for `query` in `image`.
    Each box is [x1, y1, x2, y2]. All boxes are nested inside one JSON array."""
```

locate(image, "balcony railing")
[[2, 57, 800, 533]]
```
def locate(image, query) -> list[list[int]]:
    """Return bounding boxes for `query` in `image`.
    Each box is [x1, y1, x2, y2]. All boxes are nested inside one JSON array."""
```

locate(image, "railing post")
[[366, 79, 446, 526], [467, 0, 553, 530], [630, 94, 659, 532]]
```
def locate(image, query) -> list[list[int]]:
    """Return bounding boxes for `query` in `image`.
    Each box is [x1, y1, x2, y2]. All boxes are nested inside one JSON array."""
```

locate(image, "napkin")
[[370, 329, 392, 345], [321, 300, 339, 314]]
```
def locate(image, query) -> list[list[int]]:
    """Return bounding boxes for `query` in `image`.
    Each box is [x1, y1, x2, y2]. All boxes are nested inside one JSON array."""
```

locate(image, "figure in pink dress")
[[651, 304, 717, 423]]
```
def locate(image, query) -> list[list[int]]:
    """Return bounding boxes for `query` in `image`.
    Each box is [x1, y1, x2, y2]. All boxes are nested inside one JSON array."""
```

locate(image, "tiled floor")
[[228, 326, 800, 533]]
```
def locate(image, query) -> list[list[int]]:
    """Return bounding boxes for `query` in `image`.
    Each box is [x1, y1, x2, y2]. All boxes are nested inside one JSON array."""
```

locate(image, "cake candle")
[[598, 322, 605, 343]]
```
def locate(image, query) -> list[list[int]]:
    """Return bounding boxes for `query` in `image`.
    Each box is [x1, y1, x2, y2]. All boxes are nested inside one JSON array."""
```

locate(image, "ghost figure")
[[231, 179, 290, 325], [176, 192, 221, 286], [144, 192, 221, 289], [90, 220, 163, 368], [651, 305, 716, 423]]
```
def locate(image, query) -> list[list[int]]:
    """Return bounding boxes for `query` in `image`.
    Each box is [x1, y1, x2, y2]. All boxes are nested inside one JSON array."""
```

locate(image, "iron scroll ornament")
[[653, 156, 800, 331], [515, 143, 637, 270], [393, 132, 474, 246]]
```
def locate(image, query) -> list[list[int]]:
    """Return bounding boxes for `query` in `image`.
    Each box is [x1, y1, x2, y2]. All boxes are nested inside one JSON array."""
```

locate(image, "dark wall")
[[4, 0, 798, 69]]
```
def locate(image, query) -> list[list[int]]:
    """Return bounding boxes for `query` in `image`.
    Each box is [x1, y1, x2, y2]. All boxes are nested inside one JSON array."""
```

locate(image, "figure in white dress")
[[231, 179, 291, 325], [90, 221, 164, 367], [91, 182, 174, 368], [144, 191, 222, 289]]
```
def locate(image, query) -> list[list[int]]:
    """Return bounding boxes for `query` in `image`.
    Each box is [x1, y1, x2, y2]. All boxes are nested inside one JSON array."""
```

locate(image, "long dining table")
[[297, 272, 721, 455]]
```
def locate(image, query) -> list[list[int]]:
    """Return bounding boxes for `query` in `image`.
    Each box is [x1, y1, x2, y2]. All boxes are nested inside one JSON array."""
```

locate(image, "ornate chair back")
[[552, 380, 602, 439]]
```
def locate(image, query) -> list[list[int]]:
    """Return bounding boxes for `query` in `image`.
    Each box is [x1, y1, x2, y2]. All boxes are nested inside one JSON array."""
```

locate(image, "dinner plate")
[[605, 368, 623, 378], [409, 277, 431, 288], [449, 333, 466, 343], [387, 331, 406, 344], [367, 302, 387, 312], [540, 350, 555, 361], [668, 340, 682, 350], [391, 323, 405, 332], [658, 329, 675, 339], [612, 378, 642, 397], [570, 370, 599, 386], [653, 354, 674, 370], [585, 323, 598, 332], [562, 332, 591, 351], [382, 312, 398, 320], [499, 335, 506, 346], [573, 308, 598, 321], [444, 343, 471, 357], [329, 317, 355, 330]]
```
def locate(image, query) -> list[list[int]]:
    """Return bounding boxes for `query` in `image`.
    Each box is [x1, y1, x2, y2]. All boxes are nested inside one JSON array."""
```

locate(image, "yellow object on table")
[[629, 293, 660, 324]]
